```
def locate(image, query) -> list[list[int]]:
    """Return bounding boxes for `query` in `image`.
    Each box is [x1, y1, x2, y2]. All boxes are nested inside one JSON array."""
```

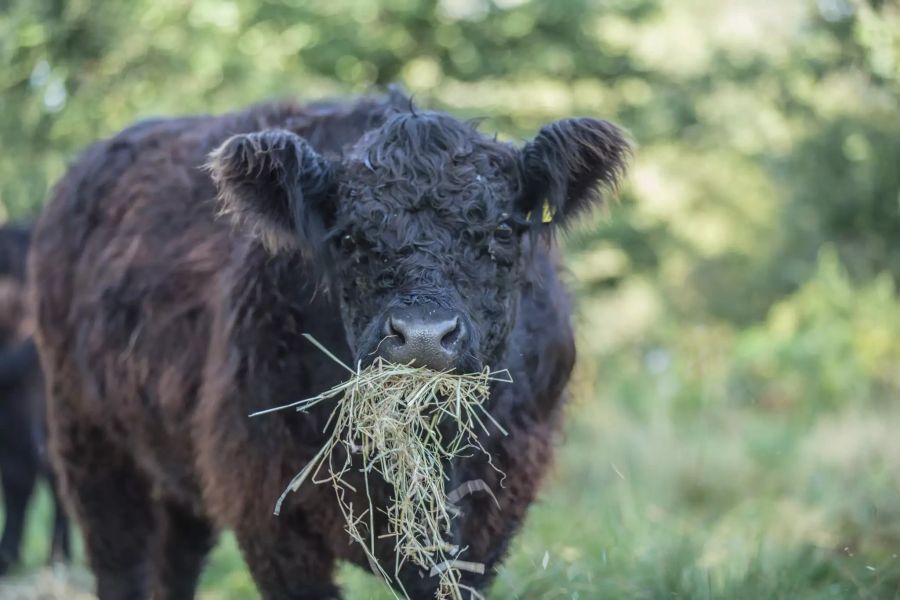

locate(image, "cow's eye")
[[341, 234, 356, 253], [494, 222, 514, 243]]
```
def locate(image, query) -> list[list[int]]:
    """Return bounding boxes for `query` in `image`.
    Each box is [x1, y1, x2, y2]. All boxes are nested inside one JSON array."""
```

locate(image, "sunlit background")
[[1, 0, 899, 597]]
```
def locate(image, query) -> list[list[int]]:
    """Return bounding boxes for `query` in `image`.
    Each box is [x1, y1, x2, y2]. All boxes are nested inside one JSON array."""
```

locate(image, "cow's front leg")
[[234, 507, 341, 600]]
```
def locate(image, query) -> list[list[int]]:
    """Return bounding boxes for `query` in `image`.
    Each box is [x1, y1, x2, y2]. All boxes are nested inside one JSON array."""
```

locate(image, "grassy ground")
[[4, 364, 899, 599]]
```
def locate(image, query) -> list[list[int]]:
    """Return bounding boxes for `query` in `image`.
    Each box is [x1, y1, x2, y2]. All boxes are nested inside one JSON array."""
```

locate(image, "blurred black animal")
[[0, 224, 69, 575]]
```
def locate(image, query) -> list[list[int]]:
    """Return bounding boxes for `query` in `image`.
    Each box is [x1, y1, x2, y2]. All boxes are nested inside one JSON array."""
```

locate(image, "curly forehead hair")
[[358, 111, 517, 176], [337, 111, 523, 248]]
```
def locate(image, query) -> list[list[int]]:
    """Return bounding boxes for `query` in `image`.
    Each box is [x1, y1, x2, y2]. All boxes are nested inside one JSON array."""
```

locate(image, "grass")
[[4, 350, 900, 598]]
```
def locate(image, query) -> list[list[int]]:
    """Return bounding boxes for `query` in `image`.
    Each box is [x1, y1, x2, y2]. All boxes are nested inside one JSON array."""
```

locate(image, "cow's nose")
[[379, 307, 466, 371]]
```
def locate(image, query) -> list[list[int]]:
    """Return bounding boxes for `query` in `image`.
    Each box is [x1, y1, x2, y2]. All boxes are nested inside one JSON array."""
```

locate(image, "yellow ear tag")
[[541, 200, 555, 223], [527, 201, 555, 224]]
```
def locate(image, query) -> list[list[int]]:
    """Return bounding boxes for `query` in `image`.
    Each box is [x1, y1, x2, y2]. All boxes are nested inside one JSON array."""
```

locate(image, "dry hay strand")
[[251, 334, 511, 600]]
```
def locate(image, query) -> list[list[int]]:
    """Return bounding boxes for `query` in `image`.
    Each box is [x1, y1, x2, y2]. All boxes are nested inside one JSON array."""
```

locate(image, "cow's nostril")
[[440, 317, 462, 349], [385, 316, 406, 345]]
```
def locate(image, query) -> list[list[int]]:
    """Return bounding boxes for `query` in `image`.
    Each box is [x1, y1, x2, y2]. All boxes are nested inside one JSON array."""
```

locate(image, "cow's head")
[[209, 102, 630, 373]]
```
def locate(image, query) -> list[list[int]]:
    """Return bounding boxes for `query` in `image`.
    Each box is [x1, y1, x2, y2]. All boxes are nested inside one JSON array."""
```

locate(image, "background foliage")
[[1, 0, 899, 597]]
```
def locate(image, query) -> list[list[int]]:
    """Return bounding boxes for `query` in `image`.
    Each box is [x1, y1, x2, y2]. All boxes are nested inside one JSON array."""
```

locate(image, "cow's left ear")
[[519, 118, 631, 228], [207, 129, 337, 255]]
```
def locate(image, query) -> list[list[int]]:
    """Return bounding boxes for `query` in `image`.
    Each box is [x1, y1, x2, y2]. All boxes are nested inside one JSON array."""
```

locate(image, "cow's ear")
[[207, 129, 337, 254], [518, 118, 631, 228]]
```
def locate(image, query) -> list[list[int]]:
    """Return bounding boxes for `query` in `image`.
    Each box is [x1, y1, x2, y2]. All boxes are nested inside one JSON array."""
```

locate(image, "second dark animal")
[[0, 224, 70, 576]]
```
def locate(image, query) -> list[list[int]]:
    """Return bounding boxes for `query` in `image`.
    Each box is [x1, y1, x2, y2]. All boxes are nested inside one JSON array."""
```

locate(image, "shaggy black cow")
[[0, 224, 70, 575], [30, 89, 630, 599]]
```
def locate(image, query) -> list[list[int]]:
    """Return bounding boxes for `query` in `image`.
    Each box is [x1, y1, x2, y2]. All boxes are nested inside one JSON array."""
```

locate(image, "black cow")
[[30, 89, 630, 599]]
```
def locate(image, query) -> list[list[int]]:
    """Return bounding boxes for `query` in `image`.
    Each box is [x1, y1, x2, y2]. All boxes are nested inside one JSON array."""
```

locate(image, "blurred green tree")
[[1, 0, 897, 326]]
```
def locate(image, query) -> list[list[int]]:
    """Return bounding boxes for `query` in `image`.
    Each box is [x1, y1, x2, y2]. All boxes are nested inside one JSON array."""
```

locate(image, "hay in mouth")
[[250, 334, 511, 600]]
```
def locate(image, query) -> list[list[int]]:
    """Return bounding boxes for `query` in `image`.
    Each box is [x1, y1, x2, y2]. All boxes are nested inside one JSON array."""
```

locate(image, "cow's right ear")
[[207, 129, 337, 254]]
